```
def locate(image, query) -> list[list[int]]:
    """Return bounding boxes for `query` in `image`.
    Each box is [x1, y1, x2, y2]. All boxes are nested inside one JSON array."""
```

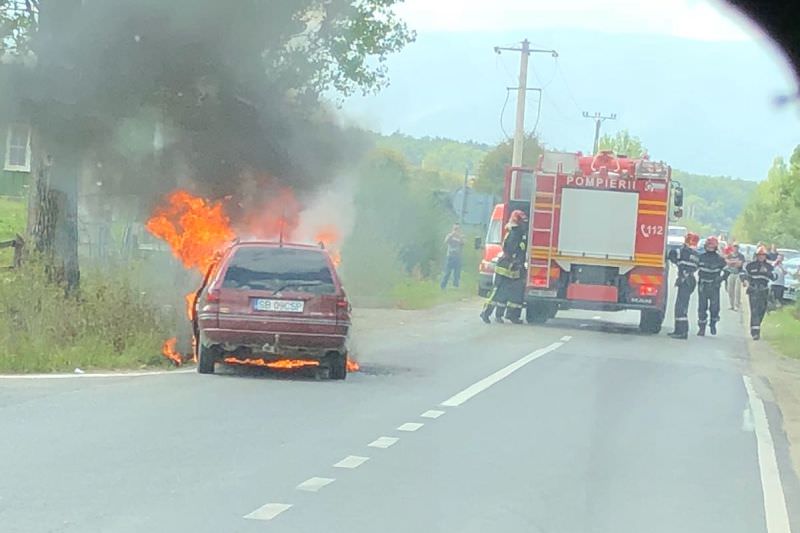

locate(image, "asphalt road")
[[1, 295, 798, 532]]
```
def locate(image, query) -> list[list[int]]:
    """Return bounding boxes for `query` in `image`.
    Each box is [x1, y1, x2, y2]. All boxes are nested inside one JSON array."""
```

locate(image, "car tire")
[[328, 352, 347, 380], [639, 309, 664, 334], [197, 344, 217, 374], [526, 302, 551, 324]]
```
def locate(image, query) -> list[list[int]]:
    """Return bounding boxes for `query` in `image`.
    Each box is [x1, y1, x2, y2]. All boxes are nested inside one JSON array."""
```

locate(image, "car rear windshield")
[[487, 219, 502, 244], [222, 247, 336, 294]]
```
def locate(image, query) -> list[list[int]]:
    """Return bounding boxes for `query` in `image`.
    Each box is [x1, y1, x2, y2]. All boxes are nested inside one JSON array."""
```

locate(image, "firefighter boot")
[[710, 321, 718, 335], [752, 327, 760, 341], [668, 321, 688, 339], [494, 306, 505, 324], [480, 305, 493, 324], [697, 323, 706, 336], [505, 306, 523, 324]]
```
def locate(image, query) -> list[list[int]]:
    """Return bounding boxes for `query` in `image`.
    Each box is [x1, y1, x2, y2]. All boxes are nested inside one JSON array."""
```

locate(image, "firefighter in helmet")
[[481, 209, 528, 324], [667, 231, 700, 339], [696, 235, 728, 336], [741, 245, 777, 340]]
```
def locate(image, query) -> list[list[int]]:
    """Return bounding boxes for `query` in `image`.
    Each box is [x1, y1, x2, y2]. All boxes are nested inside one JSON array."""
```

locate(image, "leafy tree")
[[476, 135, 542, 196], [598, 130, 646, 158]]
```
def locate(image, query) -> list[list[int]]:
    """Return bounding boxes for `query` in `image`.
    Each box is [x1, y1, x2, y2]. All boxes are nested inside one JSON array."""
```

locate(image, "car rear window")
[[221, 247, 336, 294]]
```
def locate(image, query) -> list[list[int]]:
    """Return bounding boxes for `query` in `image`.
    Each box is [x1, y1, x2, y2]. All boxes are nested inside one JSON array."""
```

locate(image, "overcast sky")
[[344, 0, 800, 179]]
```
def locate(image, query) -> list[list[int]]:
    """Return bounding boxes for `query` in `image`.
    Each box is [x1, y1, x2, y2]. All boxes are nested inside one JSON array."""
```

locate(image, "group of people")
[[668, 233, 777, 340]]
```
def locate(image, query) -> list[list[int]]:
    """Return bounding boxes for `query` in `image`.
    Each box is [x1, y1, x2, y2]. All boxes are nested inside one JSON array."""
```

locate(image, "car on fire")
[[193, 241, 351, 379]]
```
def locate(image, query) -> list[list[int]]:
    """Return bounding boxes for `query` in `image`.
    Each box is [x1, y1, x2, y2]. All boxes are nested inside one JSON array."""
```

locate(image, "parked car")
[[194, 241, 351, 379], [781, 257, 800, 303], [478, 203, 504, 297], [667, 225, 687, 253], [778, 248, 800, 261]]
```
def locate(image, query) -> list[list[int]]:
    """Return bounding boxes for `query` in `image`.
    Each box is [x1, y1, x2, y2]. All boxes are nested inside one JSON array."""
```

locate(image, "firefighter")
[[741, 245, 777, 340], [481, 210, 528, 324], [696, 235, 728, 336], [667, 231, 700, 339]]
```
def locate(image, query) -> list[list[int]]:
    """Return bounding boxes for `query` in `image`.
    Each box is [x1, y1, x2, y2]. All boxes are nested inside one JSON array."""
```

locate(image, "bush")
[[0, 259, 171, 372]]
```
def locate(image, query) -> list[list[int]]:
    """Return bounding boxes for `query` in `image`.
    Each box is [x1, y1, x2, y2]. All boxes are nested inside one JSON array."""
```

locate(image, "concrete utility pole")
[[582, 111, 617, 155], [495, 40, 558, 167]]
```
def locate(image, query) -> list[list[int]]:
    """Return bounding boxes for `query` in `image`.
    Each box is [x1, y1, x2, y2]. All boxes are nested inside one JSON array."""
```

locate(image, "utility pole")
[[582, 111, 617, 155], [459, 165, 470, 224], [495, 40, 558, 167]]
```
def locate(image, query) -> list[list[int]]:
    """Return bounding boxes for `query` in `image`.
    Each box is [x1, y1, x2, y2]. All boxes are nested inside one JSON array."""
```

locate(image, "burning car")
[[193, 241, 352, 379]]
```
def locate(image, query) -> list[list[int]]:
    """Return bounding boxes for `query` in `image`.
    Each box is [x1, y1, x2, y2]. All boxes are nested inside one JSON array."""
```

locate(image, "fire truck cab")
[[503, 150, 683, 333]]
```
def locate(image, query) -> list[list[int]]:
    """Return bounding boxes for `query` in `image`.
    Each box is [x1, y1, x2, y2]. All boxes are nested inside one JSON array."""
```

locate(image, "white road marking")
[[421, 409, 445, 419], [368, 436, 399, 449], [0, 369, 195, 380], [296, 477, 335, 492], [592, 315, 601, 320], [397, 422, 424, 432], [743, 376, 791, 533], [441, 342, 564, 407], [560, 335, 573, 341], [333, 455, 369, 469], [243, 503, 292, 521]]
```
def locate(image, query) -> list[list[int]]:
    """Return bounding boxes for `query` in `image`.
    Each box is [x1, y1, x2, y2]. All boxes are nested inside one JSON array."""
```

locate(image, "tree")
[[0, 0, 414, 290], [598, 130, 646, 158], [476, 135, 543, 196]]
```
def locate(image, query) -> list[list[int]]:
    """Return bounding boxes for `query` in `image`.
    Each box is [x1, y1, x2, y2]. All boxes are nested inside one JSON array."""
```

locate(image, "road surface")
[[1, 298, 798, 532]]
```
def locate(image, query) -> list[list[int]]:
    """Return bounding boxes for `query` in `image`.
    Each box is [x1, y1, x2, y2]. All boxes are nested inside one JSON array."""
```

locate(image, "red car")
[[194, 241, 351, 379], [478, 203, 504, 297]]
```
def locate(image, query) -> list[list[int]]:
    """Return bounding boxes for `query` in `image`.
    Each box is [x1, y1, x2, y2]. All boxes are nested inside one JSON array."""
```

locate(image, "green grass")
[[0, 196, 26, 266], [390, 275, 478, 309], [763, 305, 800, 359]]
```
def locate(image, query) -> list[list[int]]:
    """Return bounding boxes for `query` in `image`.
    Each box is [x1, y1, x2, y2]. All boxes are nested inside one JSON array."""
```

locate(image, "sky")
[[342, 0, 800, 180]]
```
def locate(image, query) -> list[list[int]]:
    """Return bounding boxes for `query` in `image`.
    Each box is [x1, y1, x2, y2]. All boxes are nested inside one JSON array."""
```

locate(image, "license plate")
[[253, 299, 305, 313]]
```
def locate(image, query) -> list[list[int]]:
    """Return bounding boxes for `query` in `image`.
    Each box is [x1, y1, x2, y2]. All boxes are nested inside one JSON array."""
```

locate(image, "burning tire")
[[197, 345, 218, 374], [327, 352, 347, 380], [638, 309, 664, 334]]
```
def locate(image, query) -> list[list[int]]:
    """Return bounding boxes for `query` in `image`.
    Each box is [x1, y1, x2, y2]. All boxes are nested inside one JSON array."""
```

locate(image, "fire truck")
[[503, 150, 684, 333]]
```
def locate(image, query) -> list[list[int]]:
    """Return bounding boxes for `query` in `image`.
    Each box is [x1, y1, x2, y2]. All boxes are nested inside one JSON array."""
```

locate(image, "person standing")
[[481, 210, 528, 324], [767, 244, 779, 262], [696, 236, 728, 336], [771, 255, 787, 304], [741, 245, 777, 340], [440, 224, 464, 289], [725, 243, 746, 310], [667, 232, 700, 339]]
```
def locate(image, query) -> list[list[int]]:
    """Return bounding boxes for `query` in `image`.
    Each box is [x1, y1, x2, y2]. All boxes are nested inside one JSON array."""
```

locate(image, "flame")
[[146, 190, 235, 273], [161, 337, 183, 366], [315, 225, 342, 267], [223, 357, 321, 369], [239, 187, 302, 241], [346, 357, 360, 372]]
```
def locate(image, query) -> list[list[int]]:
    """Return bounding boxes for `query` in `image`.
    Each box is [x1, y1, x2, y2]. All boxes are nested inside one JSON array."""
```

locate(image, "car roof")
[[231, 241, 327, 251]]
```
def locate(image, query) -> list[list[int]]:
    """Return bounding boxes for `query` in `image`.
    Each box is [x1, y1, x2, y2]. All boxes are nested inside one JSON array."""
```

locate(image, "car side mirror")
[[673, 186, 684, 207], [673, 207, 683, 218], [474, 236, 482, 250]]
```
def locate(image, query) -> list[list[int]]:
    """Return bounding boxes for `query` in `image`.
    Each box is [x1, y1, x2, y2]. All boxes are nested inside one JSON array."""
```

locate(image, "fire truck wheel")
[[526, 302, 552, 324], [639, 309, 664, 334], [197, 345, 217, 374]]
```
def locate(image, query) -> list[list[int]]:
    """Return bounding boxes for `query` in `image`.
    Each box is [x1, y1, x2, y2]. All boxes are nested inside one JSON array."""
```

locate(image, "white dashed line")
[[333, 455, 370, 469], [592, 315, 601, 320], [441, 342, 564, 407], [560, 335, 573, 341], [420, 409, 445, 419], [296, 477, 335, 492], [368, 436, 399, 449], [743, 376, 791, 533], [397, 422, 424, 432], [243, 503, 292, 521]]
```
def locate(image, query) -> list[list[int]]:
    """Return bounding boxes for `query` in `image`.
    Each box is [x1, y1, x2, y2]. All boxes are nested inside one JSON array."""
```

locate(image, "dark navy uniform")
[[481, 223, 527, 323], [696, 250, 728, 335], [667, 244, 699, 338], [741, 260, 776, 340]]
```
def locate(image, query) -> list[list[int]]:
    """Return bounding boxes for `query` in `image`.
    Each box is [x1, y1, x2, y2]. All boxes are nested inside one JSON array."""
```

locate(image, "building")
[[0, 122, 31, 196]]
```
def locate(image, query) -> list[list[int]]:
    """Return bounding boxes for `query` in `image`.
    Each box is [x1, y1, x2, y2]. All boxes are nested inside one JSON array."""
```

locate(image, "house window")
[[4, 123, 31, 172]]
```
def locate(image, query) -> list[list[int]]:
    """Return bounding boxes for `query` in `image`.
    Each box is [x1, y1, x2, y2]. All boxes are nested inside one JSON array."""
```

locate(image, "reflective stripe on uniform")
[[676, 317, 689, 322], [699, 267, 723, 273], [749, 275, 772, 281], [752, 326, 761, 330], [494, 266, 520, 279], [678, 260, 697, 267], [506, 302, 523, 309]]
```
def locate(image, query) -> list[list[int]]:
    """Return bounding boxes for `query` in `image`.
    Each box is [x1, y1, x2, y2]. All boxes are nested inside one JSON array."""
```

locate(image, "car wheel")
[[526, 302, 551, 324], [328, 352, 347, 380], [197, 344, 217, 374]]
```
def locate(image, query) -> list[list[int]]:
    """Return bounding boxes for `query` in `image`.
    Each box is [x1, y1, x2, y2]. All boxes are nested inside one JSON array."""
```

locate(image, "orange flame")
[[346, 357, 360, 372], [161, 337, 183, 366], [146, 190, 235, 273], [240, 187, 302, 241], [315, 225, 342, 267], [223, 357, 321, 369]]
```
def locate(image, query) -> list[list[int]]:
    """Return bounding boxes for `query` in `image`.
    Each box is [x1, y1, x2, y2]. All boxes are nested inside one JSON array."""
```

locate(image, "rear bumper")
[[525, 296, 662, 312], [201, 327, 348, 359]]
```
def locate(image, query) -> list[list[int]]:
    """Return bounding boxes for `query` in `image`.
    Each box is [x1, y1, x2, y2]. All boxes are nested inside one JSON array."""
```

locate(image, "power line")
[[499, 88, 512, 140], [554, 59, 583, 114], [582, 111, 617, 154]]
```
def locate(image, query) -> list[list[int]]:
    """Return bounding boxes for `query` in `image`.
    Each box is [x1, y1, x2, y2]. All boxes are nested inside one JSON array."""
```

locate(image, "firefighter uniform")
[[481, 220, 527, 324], [741, 259, 776, 340], [667, 243, 699, 339], [696, 250, 728, 336]]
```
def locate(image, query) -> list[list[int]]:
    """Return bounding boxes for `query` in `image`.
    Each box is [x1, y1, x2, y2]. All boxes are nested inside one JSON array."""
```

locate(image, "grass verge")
[[763, 304, 800, 359], [0, 196, 26, 266]]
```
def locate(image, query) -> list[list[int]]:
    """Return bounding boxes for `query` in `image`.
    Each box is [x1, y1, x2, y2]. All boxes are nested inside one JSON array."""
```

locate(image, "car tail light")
[[336, 295, 351, 321], [532, 277, 548, 288], [638, 284, 658, 297], [206, 288, 221, 303]]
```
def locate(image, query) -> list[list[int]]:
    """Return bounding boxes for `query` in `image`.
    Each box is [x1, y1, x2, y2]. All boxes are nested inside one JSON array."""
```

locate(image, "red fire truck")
[[503, 150, 684, 333]]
